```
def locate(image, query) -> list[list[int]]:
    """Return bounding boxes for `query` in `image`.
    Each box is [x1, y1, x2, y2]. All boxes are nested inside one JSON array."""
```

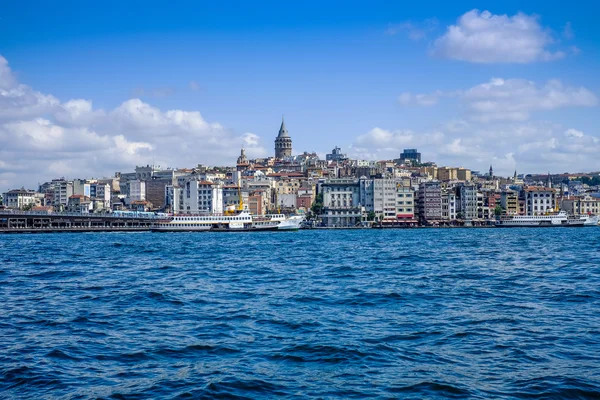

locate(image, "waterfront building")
[[223, 185, 249, 211], [561, 195, 600, 215], [128, 180, 146, 203], [145, 178, 172, 210], [373, 178, 397, 220], [164, 185, 183, 214], [418, 181, 442, 225], [274, 117, 292, 159], [183, 180, 223, 214], [476, 191, 490, 220], [458, 184, 477, 220], [321, 178, 362, 227], [53, 180, 74, 210], [2, 189, 40, 209], [501, 191, 519, 215], [523, 186, 556, 216], [441, 190, 457, 221], [67, 195, 92, 214], [248, 190, 270, 215], [396, 183, 415, 220], [90, 183, 111, 211]]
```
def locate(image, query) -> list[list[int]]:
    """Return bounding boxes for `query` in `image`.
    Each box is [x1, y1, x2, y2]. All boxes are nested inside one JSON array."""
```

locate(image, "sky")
[[1, 0, 600, 191]]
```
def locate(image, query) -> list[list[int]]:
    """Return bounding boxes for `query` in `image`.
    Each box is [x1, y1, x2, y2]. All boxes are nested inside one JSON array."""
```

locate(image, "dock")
[[0, 211, 157, 233]]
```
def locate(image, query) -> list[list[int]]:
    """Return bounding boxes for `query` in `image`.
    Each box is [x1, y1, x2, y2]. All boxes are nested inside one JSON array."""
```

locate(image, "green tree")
[[494, 204, 504, 216], [367, 211, 376, 221], [310, 193, 323, 216], [21, 203, 34, 211]]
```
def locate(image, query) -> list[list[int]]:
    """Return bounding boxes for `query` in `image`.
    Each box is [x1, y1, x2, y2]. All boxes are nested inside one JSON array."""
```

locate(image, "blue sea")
[[1, 228, 600, 399]]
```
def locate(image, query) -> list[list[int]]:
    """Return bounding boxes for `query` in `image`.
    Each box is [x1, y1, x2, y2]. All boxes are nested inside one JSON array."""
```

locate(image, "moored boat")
[[579, 214, 600, 226], [496, 211, 585, 228], [151, 212, 303, 232]]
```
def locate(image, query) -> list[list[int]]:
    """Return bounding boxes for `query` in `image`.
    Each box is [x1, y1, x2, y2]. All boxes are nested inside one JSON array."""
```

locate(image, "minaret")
[[274, 116, 292, 159], [489, 165, 494, 178]]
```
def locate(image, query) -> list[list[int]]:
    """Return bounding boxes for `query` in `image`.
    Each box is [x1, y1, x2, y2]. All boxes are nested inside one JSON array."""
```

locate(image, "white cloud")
[[432, 10, 567, 63], [398, 90, 444, 106], [386, 19, 439, 41], [564, 128, 584, 138], [349, 121, 600, 176], [0, 56, 17, 89], [464, 78, 598, 122], [399, 78, 597, 121], [0, 55, 266, 191]]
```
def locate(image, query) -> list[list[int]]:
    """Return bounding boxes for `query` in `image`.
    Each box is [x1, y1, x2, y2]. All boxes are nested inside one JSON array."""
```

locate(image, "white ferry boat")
[[151, 212, 302, 232], [496, 211, 585, 227], [579, 214, 600, 226]]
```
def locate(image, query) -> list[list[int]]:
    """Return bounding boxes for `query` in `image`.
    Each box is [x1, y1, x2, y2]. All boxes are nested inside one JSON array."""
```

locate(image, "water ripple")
[[1, 228, 600, 398]]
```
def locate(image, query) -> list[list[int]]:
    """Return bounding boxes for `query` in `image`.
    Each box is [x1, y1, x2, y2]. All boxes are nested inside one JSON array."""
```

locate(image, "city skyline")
[[1, 1, 600, 192]]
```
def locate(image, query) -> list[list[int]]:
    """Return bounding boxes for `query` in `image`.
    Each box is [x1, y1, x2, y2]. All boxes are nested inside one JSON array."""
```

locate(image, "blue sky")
[[1, 1, 599, 190]]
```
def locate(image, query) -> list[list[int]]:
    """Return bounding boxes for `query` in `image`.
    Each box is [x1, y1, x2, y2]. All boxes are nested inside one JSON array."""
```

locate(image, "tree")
[[367, 211, 376, 221], [21, 203, 34, 211], [494, 204, 504, 216], [310, 193, 323, 216]]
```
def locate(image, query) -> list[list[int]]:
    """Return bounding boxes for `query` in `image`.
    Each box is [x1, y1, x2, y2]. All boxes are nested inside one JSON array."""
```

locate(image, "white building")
[[441, 190, 456, 221], [53, 180, 74, 210], [182, 180, 223, 214], [524, 186, 556, 216], [459, 185, 477, 220], [165, 185, 184, 214], [91, 183, 111, 209], [561, 195, 600, 215], [2, 189, 40, 209], [321, 179, 362, 227], [373, 179, 397, 220], [128, 180, 146, 202], [396, 183, 415, 220]]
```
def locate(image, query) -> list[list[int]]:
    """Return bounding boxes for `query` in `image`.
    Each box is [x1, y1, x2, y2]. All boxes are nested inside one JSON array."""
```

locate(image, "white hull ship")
[[151, 212, 303, 232], [579, 214, 600, 226], [496, 211, 585, 227]]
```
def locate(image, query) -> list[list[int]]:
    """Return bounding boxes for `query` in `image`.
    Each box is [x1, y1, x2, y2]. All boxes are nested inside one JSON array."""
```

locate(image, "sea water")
[[1, 228, 599, 398]]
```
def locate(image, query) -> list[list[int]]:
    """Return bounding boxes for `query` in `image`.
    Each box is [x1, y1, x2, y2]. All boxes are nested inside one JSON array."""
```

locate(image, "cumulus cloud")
[[349, 121, 600, 176], [432, 10, 567, 63], [399, 78, 597, 121], [464, 78, 598, 121], [564, 128, 584, 138], [0, 55, 266, 191]]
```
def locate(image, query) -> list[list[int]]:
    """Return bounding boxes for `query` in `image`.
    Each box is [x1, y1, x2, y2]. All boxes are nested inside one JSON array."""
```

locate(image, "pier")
[[0, 211, 157, 233]]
